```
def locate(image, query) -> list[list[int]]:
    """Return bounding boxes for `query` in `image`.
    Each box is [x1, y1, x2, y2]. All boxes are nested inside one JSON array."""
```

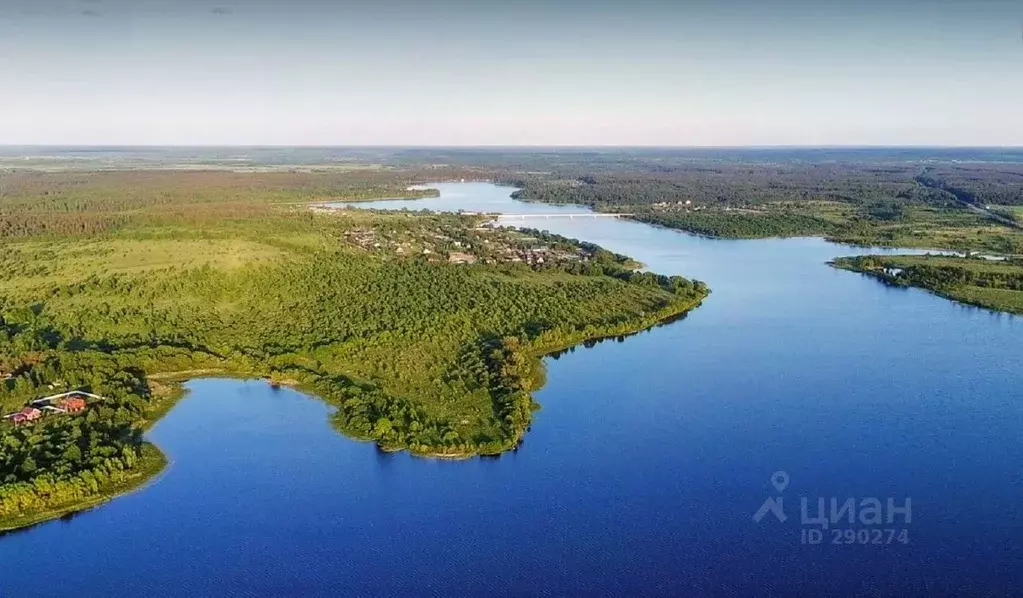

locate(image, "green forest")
[[5, 149, 1019, 530], [833, 254, 1023, 315], [0, 169, 707, 530], [499, 159, 1023, 255]]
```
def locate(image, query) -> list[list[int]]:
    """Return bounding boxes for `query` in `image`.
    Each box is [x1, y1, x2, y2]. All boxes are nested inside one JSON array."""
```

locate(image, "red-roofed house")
[[11, 407, 43, 426], [59, 397, 87, 413]]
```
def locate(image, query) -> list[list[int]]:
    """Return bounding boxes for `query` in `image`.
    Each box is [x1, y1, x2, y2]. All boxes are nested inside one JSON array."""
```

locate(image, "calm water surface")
[[2, 183, 1021, 596]]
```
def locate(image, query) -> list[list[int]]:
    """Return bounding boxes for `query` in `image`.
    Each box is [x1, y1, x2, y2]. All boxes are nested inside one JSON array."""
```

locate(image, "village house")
[[10, 407, 43, 426], [59, 397, 87, 413], [448, 252, 478, 265], [4, 390, 98, 426], [31, 390, 100, 412]]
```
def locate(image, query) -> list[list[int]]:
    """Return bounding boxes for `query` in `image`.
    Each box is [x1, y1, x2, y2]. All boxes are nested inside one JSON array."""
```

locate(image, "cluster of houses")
[[339, 226, 485, 265], [448, 252, 478, 264], [322, 219, 605, 270], [3, 391, 97, 427], [652, 200, 694, 208], [488, 242, 590, 268]]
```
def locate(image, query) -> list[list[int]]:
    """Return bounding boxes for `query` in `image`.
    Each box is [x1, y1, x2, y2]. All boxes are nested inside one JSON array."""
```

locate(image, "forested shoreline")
[[832, 255, 1023, 315], [8, 148, 1019, 531], [497, 158, 1023, 255], [0, 169, 707, 530]]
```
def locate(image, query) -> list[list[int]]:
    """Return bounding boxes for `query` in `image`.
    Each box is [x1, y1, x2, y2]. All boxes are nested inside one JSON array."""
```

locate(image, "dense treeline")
[[0, 170, 435, 239], [834, 255, 1023, 315], [634, 211, 842, 239], [899, 264, 1023, 292], [917, 165, 1023, 206], [0, 317, 167, 524], [840, 256, 1023, 292], [497, 159, 1023, 253], [507, 164, 926, 210]]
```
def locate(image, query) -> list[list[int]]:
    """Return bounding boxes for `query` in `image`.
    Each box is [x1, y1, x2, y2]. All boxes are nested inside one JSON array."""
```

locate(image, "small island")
[[0, 170, 707, 531], [832, 254, 1023, 315]]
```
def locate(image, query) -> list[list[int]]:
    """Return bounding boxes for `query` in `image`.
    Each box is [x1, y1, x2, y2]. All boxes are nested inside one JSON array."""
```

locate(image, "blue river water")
[[2, 182, 1022, 596]]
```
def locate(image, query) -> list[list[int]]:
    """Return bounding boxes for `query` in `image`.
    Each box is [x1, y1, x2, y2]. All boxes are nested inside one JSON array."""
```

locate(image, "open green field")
[[832, 254, 1023, 315], [0, 169, 706, 530]]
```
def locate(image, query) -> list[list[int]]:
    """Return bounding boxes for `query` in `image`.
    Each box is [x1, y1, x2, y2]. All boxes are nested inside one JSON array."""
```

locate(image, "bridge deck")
[[492, 213, 634, 219]]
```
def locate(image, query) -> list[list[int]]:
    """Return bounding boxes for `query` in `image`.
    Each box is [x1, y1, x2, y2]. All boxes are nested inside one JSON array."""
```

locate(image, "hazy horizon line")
[[3, 144, 1022, 150]]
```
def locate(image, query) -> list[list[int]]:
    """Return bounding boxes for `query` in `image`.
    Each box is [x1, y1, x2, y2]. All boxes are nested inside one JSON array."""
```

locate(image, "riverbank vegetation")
[[492, 155, 1023, 256], [832, 255, 1023, 315], [0, 169, 707, 529]]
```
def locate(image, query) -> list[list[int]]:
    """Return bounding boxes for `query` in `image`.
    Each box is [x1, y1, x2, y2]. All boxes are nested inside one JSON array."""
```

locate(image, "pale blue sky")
[[0, 0, 1019, 145]]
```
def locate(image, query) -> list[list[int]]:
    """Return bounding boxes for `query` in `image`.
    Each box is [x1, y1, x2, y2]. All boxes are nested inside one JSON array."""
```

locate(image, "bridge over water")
[[488, 213, 634, 219]]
